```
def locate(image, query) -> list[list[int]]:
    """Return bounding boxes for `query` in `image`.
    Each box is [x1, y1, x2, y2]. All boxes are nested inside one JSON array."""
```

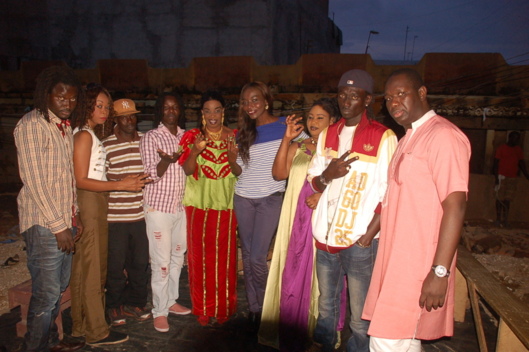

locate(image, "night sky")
[[329, 0, 529, 64]]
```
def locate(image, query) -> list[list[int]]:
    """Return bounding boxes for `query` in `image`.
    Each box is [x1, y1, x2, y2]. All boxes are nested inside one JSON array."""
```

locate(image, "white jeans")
[[144, 205, 187, 318], [370, 337, 421, 352]]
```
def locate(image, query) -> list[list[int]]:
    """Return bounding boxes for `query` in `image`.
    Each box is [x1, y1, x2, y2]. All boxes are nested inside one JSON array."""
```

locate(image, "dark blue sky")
[[329, 0, 529, 64]]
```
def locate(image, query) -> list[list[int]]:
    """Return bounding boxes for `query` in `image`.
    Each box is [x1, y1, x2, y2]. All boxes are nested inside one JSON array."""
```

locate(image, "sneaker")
[[168, 302, 191, 315], [123, 305, 151, 321], [107, 306, 127, 326], [154, 316, 169, 332], [87, 331, 129, 346]]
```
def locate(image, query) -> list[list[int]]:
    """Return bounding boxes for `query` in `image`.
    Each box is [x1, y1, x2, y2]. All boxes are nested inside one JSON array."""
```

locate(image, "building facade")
[[0, 0, 342, 69]]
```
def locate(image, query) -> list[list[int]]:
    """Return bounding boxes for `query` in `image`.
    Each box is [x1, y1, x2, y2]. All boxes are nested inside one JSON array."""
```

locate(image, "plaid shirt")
[[14, 109, 77, 234], [140, 123, 186, 214]]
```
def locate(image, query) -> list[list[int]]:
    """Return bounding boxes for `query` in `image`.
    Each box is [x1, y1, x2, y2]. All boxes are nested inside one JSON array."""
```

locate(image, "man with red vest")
[[307, 69, 397, 352]]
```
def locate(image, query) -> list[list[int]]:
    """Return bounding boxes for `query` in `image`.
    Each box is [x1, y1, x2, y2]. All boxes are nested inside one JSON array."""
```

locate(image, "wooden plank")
[[443, 116, 529, 130], [454, 268, 469, 322], [457, 245, 529, 350], [467, 281, 488, 352], [497, 319, 529, 352]]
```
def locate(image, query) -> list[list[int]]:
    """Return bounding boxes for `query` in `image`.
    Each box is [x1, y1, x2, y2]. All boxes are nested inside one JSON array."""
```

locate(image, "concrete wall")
[[3, 53, 528, 96], [421, 53, 508, 95], [0, 0, 340, 69]]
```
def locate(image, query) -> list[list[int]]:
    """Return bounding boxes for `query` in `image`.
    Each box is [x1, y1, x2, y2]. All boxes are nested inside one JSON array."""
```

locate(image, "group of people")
[[15, 64, 471, 352]]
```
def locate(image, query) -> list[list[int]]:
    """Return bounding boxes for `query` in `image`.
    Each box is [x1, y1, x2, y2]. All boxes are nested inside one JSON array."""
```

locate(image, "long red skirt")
[[186, 206, 238, 321]]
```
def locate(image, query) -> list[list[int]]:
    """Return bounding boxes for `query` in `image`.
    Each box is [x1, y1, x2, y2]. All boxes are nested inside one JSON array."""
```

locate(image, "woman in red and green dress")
[[179, 91, 238, 326]]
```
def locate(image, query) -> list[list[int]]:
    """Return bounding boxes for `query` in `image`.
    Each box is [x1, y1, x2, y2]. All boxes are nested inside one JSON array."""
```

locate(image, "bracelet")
[[319, 174, 331, 186], [356, 241, 370, 248]]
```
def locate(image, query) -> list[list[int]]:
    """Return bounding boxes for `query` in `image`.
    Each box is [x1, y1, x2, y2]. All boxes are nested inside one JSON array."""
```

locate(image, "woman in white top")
[[70, 84, 148, 346]]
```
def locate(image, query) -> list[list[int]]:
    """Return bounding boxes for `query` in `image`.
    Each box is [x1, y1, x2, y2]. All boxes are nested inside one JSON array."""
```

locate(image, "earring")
[[202, 114, 206, 126], [221, 112, 225, 125], [265, 104, 269, 110]]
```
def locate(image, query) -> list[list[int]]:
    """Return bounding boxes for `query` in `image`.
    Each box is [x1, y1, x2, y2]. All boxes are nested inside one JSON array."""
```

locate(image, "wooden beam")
[[454, 268, 469, 323], [457, 245, 529, 350], [446, 116, 529, 130], [467, 281, 488, 352], [497, 319, 529, 352]]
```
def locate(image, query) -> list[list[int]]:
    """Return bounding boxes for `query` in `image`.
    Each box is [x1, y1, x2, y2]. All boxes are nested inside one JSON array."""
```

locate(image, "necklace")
[[205, 126, 222, 141], [310, 137, 317, 145]]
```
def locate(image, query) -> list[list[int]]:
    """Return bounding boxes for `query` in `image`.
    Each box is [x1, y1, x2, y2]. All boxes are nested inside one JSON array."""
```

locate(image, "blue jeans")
[[234, 193, 283, 313], [22, 225, 73, 352], [313, 240, 378, 352]]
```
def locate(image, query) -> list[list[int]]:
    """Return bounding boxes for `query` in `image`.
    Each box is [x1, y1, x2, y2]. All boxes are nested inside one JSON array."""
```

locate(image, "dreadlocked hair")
[[70, 83, 115, 140], [33, 65, 81, 122], [237, 81, 274, 165], [153, 92, 186, 130]]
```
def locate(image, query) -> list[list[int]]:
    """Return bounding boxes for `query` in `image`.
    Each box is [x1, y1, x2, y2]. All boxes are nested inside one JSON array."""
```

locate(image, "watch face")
[[435, 265, 447, 277]]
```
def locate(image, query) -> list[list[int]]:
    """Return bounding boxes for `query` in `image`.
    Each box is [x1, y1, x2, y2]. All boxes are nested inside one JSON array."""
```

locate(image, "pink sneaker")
[[169, 302, 191, 315], [154, 316, 169, 332]]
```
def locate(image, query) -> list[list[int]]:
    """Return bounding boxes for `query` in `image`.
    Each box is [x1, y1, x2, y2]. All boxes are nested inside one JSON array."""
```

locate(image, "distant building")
[[0, 0, 342, 70]]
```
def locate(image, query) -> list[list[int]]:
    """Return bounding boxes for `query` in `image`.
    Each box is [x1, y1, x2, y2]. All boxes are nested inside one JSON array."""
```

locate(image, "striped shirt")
[[140, 123, 186, 214], [14, 109, 77, 234], [103, 129, 145, 223], [235, 116, 307, 199]]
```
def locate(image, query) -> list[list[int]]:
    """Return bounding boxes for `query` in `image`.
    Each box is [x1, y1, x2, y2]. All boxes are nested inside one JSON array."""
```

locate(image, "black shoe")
[[248, 311, 255, 323], [87, 331, 129, 346], [49, 341, 86, 352], [108, 306, 127, 326], [123, 305, 152, 321], [248, 311, 261, 332]]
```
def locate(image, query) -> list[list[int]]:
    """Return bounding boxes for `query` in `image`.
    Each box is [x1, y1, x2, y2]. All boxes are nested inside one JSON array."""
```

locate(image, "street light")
[[365, 30, 379, 54]]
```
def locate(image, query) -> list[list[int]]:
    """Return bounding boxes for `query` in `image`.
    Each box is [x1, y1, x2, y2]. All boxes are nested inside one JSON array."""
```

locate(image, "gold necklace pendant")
[[205, 126, 222, 141]]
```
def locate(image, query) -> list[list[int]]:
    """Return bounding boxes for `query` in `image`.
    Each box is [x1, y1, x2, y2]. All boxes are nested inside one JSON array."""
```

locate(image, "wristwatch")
[[431, 265, 450, 278]]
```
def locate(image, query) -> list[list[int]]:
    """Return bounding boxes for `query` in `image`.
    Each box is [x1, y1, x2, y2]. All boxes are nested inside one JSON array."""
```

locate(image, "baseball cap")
[[114, 99, 140, 117], [338, 69, 374, 94]]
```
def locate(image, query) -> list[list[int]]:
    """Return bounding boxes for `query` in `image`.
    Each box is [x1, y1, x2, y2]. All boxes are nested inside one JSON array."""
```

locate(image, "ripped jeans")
[[144, 205, 187, 318]]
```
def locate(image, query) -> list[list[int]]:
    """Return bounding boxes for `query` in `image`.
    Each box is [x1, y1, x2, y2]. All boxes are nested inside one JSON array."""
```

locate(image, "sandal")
[[3, 254, 19, 267]]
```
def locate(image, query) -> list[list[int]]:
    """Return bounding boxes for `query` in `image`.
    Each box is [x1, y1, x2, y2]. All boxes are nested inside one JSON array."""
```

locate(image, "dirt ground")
[[462, 220, 529, 305], [1, 189, 528, 314], [0, 190, 30, 314]]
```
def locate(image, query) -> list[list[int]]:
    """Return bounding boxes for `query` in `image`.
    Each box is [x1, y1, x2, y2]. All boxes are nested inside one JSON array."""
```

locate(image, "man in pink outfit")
[[362, 68, 471, 352]]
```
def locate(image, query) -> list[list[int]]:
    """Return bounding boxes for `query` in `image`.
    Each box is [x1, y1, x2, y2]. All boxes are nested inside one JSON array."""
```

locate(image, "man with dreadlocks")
[[14, 65, 85, 351]]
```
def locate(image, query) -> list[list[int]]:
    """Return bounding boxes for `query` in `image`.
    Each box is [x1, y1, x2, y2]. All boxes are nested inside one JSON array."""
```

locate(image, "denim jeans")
[[234, 193, 283, 313], [313, 240, 378, 352], [22, 225, 73, 352]]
